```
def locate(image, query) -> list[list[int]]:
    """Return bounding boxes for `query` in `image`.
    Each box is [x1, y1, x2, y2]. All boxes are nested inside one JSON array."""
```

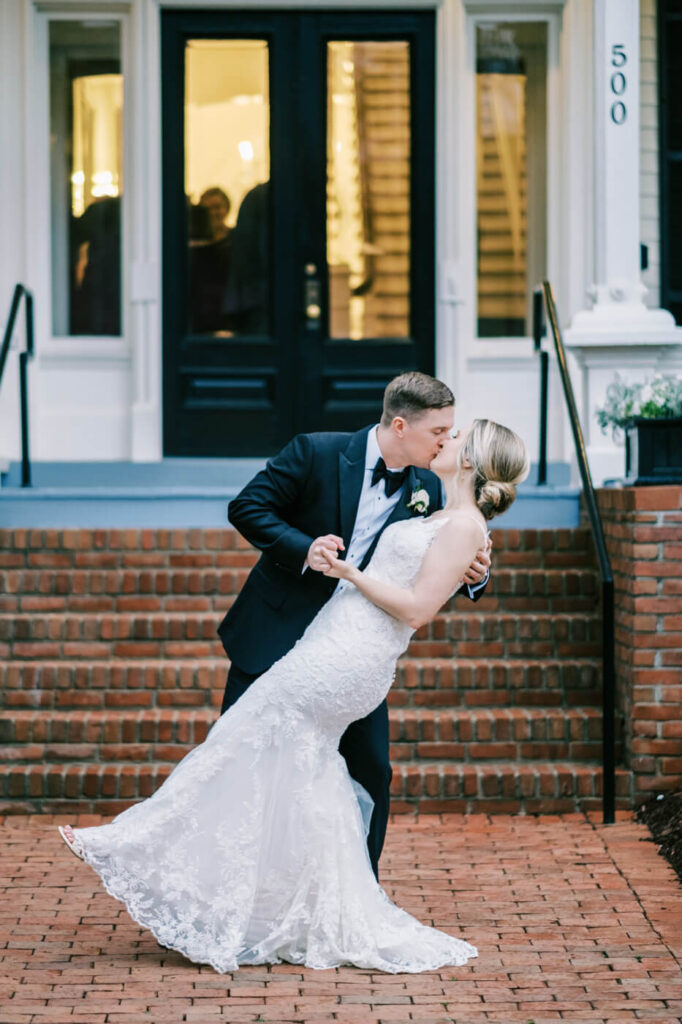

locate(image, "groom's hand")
[[462, 532, 492, 585], [306, 535, 345, 573]]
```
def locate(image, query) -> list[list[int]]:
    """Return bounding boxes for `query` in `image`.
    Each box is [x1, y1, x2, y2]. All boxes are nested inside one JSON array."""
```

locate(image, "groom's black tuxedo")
[[217, 425, 487, 877], [218, 425, 443, 675]]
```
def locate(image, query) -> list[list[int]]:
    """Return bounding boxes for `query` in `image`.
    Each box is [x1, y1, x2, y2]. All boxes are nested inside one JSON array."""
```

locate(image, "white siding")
[[641, 0, 660, 308]]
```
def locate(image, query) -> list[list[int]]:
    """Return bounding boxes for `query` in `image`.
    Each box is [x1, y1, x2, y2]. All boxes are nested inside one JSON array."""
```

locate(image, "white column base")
[[570, 291, 680, 341], [563, 305, 682, 486], [131, 401, 162, 462]]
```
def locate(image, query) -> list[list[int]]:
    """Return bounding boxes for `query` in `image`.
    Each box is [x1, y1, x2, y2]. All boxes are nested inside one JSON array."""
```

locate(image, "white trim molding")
[[154, 0, 441, 7], [22, 1, 142, 461], [436, 0, 572, 464], [464, 0, 565, 10], [0, 0, 27, 463], [564, 0, 682, 484]]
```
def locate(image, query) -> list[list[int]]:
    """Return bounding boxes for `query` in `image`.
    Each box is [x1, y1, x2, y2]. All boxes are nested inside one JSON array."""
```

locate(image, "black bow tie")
[[371, 457, 408, 497]]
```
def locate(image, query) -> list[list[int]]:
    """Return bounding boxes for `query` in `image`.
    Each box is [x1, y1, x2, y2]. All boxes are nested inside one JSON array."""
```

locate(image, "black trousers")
[[221, 664, 392, 880]]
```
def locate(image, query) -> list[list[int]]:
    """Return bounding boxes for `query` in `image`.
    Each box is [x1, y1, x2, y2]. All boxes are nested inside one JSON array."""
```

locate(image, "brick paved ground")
[[1, 812, 680, 1024]]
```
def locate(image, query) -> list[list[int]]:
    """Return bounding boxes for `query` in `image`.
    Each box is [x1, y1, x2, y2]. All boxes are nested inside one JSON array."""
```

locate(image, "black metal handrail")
[[532, 289, 549, 485], [533, 281, 615, 825], [0, 284, 35, 487]]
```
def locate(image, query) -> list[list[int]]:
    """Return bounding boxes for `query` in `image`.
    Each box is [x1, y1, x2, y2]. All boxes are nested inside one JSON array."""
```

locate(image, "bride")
[[58, 418, 528, 974]]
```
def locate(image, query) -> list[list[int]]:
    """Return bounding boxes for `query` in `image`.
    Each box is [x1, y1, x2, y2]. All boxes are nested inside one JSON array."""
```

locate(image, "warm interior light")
[[184, 40, 269, 218], [71, 73, 123, 215], [327, 40, 411, 340], [91, 170, 119, 198]]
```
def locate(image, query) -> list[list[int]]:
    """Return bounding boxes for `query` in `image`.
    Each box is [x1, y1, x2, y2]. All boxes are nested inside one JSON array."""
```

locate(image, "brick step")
[[0, 566, 599, 612], [408, 634, 600, 661], [1, 611, 601, 659], [413, 611, 599, 642], [394, 657, 601, 707], [390, 762, 633, 814], [0, 659, 227, 709], [0, 761, 633, 816], [0, 527, 597, 572], [0, 657, 603, 709], [0, 707, 617, 764]]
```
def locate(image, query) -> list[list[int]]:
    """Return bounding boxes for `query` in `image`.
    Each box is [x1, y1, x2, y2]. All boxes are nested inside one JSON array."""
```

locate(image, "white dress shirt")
[[334, 425, 405, 592]]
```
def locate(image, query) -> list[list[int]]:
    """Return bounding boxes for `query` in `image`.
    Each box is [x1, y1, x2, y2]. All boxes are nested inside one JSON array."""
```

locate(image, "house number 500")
[[610, 44, 627, 124]]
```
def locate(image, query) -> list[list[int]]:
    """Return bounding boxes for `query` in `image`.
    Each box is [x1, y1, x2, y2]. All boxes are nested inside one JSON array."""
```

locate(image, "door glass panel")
[[49, 21, 122, 336], [185, 39, 270, 335], [327, 41, 410, 340], [476, 22, 547, 338]]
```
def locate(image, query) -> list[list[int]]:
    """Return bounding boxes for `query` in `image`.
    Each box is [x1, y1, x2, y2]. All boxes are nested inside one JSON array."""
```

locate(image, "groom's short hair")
[[380, 372, 454, 425]]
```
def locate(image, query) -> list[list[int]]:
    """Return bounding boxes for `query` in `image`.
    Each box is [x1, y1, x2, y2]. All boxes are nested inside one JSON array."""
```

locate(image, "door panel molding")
[[154, 1, 440, 8]]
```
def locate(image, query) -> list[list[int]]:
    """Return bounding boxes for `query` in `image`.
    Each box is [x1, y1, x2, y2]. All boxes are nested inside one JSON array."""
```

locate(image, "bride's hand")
[[462, 532, 492, 585], [321, 553, 356, 581]]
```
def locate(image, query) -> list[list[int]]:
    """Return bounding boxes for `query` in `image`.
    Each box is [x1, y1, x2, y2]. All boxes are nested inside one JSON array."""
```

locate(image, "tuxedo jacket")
[[218, 425, 483, 676]]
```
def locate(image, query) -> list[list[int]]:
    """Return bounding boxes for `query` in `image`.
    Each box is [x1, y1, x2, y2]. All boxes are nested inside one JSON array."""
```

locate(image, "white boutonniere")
[[406, 483, 430, 515]]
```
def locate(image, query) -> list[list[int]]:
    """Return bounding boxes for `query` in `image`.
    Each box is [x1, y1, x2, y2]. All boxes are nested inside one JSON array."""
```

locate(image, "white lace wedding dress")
[[66, 514, 480, 974]]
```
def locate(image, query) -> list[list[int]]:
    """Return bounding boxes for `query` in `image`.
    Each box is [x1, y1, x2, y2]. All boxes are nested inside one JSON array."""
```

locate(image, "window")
[[476, 21, 547, 338], [49, 20, 123, 337], [184, 39, 270, 336], [327, 41, 411, 340]]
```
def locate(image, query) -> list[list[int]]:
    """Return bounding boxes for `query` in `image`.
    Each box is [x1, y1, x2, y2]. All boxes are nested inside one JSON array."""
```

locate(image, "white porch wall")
[[0, 0, 28, 465], [0, 0, 136, 464], [35, 346, 132, 458]]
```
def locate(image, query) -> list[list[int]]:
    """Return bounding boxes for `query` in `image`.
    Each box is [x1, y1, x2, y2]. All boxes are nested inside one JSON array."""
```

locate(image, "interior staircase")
[[0, 525, 632, 816]]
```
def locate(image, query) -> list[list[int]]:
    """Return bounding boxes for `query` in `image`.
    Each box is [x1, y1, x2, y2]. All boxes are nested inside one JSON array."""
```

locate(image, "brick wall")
[[597, 486, 682, 804]]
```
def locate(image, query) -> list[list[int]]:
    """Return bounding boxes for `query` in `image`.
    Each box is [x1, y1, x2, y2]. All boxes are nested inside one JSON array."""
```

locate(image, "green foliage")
[[596, 373, 682, 440]]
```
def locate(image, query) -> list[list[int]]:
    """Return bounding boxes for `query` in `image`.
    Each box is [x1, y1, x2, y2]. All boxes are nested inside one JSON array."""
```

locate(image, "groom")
[[217, 372, 491, 877]]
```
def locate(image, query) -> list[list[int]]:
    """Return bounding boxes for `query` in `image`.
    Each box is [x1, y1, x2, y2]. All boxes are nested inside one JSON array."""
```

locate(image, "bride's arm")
[[323, 514, 483, 630]]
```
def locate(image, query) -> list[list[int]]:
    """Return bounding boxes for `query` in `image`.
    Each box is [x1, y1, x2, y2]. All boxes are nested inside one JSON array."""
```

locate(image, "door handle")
[[304, 262, 321, 328]]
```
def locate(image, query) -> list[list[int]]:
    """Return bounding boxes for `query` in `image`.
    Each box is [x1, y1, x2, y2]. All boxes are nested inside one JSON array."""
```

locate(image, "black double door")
[[162, 9, 435, 456]]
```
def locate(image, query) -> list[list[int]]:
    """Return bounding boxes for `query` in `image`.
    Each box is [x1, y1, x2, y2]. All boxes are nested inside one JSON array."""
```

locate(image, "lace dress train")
[[67, 515, 479, 973]]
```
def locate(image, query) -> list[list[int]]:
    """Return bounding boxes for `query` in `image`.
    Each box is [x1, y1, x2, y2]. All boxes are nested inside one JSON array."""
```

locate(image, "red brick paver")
[[0, 812, 680, 1024]]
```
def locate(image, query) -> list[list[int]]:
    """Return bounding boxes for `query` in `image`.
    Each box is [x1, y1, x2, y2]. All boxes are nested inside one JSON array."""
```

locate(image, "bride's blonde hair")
[[459, 419, 530, 520]]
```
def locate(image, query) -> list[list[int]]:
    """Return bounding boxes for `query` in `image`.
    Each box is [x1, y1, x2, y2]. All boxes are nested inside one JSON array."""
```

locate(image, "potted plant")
[[596, 373, 682, 485]]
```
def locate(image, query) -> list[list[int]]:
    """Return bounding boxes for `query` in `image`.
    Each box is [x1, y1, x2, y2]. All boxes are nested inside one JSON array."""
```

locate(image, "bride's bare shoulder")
[[432, 513, 487, 559], [439, 510, 487, 537]]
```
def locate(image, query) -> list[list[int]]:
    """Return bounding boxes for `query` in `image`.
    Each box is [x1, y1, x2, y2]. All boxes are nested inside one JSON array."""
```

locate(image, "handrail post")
[[538, 352, 548, 486], [1, 283, 35, 489], [532, 287, 548, 486], [532, 288, 544, 352], [19, 352, 31, 488], [25, 290, 34, 357], [20, 290, 34, 487], [602, 578, 615, 822]]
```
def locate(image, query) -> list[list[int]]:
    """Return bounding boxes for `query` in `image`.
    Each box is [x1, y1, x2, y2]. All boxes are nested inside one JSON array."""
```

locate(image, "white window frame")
[[464, 4, 561, 362], [30, 2, 132, 365]]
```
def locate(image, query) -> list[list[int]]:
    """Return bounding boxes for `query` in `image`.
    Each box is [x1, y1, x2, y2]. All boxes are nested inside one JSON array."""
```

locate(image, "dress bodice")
[[364, 513, 454, 589], [301, 511, 488, 683]]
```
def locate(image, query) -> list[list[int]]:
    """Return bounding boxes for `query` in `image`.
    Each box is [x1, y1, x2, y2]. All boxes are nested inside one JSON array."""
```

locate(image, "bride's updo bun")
[[477, 479, 517, 519], [461, 420, 530, 520]]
